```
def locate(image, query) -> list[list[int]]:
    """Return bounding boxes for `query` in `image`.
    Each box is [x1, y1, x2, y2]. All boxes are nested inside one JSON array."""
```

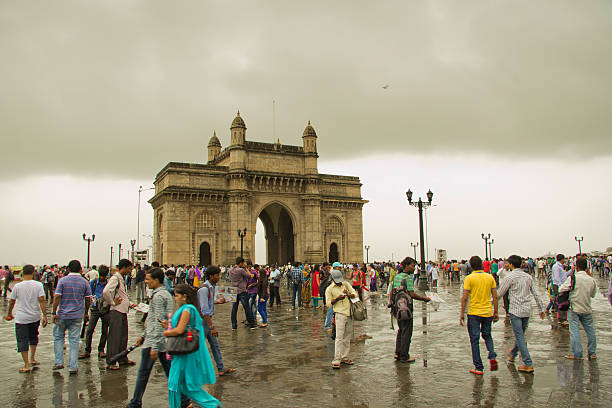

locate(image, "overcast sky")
[[1, 1, 611, 266]]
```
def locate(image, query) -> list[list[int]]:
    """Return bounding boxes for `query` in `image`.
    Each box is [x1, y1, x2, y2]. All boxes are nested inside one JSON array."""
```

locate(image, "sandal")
[[219, 368, 236, 376], [30, 360, 40, 366], [19, 367, 32, 373], [341, 359, 354, 365], [52, 365, 64, 371], [98, 352, 106, 359], [332, 362, 341, 369], [564, 355, 583, 360], [107, 364, 120, 370]]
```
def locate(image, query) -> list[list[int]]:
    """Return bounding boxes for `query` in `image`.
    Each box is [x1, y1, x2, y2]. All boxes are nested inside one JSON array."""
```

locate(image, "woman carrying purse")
[[163, 284, 221, 408]]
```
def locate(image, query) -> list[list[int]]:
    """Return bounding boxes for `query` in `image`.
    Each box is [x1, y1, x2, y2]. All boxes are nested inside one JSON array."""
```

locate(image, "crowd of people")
[[1, 250, 611, 406]]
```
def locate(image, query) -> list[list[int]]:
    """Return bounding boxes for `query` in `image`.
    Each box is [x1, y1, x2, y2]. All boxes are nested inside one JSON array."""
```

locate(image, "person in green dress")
[[163, 284, 221, 408]]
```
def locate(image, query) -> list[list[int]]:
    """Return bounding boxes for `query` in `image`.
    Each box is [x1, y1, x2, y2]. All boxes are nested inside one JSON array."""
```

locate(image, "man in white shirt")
[[85, 266, 99, 281], [4, 264, 48, 373], [560, 257, 598, 360]]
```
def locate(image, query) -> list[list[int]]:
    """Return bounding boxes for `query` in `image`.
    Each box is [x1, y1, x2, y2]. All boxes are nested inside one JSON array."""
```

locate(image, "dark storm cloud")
[[1, 0, 611, 180]]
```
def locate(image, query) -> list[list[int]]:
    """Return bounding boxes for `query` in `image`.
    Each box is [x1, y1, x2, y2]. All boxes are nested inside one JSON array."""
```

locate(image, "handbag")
[[344, 283, 367, 321], [556, 274, 575, 312], [166, 311, 200, 355], [97, 277, 119, 315]]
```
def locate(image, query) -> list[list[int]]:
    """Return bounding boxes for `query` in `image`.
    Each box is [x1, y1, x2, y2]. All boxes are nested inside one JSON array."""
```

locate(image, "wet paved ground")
[[1, 277, 610, 407]]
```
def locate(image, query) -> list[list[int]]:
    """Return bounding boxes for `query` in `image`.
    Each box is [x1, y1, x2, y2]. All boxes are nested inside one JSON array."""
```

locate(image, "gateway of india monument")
[[149, 111, 367, 266]]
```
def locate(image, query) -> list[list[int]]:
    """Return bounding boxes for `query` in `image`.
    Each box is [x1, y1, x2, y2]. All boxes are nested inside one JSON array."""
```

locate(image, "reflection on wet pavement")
[[1, 278, 610, 407]]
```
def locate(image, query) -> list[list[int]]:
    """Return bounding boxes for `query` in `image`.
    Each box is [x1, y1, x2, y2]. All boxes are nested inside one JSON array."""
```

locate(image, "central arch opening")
[[255, 203, 295, 266], [199, 241, 211, 267]]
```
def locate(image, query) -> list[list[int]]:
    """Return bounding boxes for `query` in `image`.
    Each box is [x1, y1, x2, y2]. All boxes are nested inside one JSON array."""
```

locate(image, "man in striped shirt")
[[497, 255, 546, 373]]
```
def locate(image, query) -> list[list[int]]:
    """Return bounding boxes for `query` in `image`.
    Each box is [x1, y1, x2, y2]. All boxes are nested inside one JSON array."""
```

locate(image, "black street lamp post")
[[410, 242, 419, 261], [406, 188, 434, 367], [110, 246, 113, 269], [406, 189, 434, 291], [481, 233, 491, 260], [238, 228, 247, 258], [488, 239, 494, 260], [365, 245, 370, 264], [119, 243, 122, 260], [130, 239, 136, 264], [82, 233, 95, 269], [574, 236, 583, 254]]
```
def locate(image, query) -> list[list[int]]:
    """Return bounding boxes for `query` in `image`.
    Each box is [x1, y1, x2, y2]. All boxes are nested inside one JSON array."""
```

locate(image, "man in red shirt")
[[483, 258, 491, 273]]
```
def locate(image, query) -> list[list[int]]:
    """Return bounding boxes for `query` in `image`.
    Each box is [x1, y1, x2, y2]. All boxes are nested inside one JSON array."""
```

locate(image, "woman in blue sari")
[[163, 284, 221, 408]]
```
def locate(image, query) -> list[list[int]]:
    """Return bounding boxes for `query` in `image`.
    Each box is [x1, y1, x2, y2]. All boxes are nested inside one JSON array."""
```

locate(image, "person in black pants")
[[79, 266, 110, 359], [269, 265, 282, 306]]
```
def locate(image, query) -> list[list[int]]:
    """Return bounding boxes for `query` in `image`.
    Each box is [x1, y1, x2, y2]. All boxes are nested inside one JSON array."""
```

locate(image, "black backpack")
[[391, 278, 413, 321]]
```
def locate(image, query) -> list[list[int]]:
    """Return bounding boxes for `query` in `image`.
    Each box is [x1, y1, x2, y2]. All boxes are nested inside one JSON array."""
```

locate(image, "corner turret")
[[207, 131, 221, 163]]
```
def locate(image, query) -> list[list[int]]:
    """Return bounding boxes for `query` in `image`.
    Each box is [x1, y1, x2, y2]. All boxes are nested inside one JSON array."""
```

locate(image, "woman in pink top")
[[311, 265, 321, 308]]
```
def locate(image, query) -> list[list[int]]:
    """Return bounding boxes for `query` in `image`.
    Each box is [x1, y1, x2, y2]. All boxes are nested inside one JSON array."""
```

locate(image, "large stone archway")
[[150, 111, 367, 266], [255, 202, 295, 266]]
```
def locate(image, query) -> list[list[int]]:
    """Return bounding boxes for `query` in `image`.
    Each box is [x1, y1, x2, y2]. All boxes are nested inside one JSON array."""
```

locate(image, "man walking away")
[[42, 267, 56, 302], [325, 268, 358, 369], [5, 264, 47, 373], [80, 265, 110, 359], [52, 260, 91, 374], [134, 265, 146, 303], [198, 266, 236, 377], [496, 255, 546, 373], [103, 259, 135, 370], [289, 262, 304, 309], [460, 256, 499, 375], [561, 257, 598, 361], [229, 257, 257, 330]]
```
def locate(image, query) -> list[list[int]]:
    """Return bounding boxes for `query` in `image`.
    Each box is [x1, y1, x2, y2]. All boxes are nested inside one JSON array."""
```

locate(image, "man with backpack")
[[79, 265, 110, 360], [389, 257, 431, 363]]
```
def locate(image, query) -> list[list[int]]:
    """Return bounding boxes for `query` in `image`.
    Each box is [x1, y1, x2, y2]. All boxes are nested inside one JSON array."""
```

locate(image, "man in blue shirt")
[[198, 266, 235, 376], [551, 254, 570, 325], [80, 265, 110, 359], [52, 260, 91, 373]]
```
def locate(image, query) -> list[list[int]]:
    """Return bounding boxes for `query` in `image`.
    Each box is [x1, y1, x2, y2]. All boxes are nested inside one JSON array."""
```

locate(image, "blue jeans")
[[203, 321, 225, 372], [53, 318, 82, 370], [324, 306, 334, 329], [467, 315, 497, 371], [248, 293, 258, 319], [231, 292, 255, 329], [509, 314, 532, 366], [129, 348, 169, 407], [568, 310, 597, 358], [257, 298, 268, 324], [291, 283, 302, 308]]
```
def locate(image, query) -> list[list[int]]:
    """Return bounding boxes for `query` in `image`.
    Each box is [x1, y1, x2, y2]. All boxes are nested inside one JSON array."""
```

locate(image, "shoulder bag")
[[166, 307, 200, 355], [98, 276, 119, 315], [557, 274, 575, 312], [343, 282, 367, 321]]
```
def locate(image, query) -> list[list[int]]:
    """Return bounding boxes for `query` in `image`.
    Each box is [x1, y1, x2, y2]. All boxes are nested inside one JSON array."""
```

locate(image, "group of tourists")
[[2, 249, 610, 406]]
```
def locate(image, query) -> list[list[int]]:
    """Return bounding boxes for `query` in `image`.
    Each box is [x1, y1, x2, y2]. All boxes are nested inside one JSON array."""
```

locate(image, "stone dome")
[[230, 111, 246, 129], [302, 120, 317, 137], [208, 131, 221, 147]]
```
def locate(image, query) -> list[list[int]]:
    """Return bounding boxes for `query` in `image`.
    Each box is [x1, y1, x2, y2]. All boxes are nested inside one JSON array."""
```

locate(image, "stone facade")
[[149, 112, 367, 266]]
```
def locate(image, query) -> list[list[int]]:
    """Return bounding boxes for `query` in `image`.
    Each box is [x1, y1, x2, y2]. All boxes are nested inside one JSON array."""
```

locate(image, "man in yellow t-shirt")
[[460, 256, 499, 375]]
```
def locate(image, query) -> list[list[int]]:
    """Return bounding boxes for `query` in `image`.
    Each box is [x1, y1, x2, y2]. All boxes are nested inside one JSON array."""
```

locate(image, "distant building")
[[150, 112, 367, 266]]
